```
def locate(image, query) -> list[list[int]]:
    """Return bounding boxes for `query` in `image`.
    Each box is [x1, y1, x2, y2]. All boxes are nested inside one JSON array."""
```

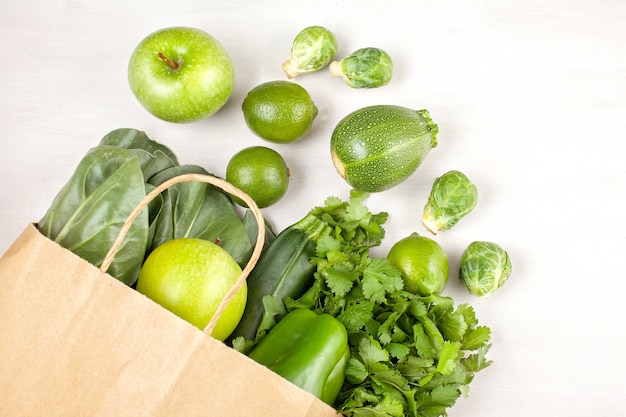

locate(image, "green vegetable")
[[147, 164, 254, 266], [329, 47, 393, 88], [331, 105, 438, 192], [39, 128, 255, 286], [282, 26, 338, 79], [422, 170, 478, 235], [460, 241, 512, 298], [283, 191, 492, 417], [227, 212, 332, 343], [99, 128, 179, 182], [242, 209, 276, 254], [248, 308, 350, 405], [38, 145, 150, 285]]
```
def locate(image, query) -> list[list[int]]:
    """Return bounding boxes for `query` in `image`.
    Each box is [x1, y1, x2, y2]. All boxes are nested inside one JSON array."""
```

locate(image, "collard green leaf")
[[147, 165, 253, 266], [38, 145, 149, 285], [99, 128, 179, 178], [243, 209, 276, 253]]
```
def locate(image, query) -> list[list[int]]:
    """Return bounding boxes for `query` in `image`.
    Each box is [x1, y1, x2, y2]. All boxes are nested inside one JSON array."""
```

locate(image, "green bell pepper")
[[248, 308, 350, 405]]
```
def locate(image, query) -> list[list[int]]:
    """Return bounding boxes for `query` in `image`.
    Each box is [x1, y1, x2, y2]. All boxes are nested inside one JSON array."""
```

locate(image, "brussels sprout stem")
[[157, 52, 181, 71], [281, 59, 298, 79], [328, 61, 343, 77], [422, 217, 440, 235]]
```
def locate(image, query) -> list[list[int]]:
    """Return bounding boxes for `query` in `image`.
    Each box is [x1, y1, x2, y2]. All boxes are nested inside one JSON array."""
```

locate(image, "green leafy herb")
[[283, 190, 493, 417]]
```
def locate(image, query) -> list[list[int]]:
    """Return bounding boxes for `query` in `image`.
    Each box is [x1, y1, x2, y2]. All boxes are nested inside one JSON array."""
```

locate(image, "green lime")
[[387, 232, 449, 296], [226, 146, 290, 208], [242, 80, 318, 143]]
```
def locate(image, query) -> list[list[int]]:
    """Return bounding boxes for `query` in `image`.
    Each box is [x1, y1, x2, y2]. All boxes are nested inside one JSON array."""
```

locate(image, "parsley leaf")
[[337, 300, 375, 333], [324, 263, 357, 297], [436, 341, 461, 375], [284, 192, 492, 417]]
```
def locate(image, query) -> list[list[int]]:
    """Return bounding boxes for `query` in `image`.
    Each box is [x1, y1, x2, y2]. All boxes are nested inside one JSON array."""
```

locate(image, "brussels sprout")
[[329, 47, 393, 88], [282, 26, 338, 79], [422, 170, 478, 235], [460, 241, 512, 298]]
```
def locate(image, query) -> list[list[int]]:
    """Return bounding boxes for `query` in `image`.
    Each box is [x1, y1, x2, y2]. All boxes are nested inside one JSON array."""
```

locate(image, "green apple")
[[136, 238, 246, 341], [128, 26, 235, 123]]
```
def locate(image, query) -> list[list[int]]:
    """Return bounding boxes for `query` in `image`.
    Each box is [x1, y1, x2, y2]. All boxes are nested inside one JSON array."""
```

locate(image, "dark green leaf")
[[39, 146, 149, 285], [243, 209, 276, 253], [148, 165, 252, 266], [99, 128, 179, 182]]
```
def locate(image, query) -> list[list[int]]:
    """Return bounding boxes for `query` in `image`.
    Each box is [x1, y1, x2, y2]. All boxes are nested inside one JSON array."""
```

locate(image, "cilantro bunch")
[[288, 191, 493, 417]]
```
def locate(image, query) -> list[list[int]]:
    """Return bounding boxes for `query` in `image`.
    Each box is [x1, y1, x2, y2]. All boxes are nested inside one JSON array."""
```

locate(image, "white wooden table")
[[1, 1, 625, 415]]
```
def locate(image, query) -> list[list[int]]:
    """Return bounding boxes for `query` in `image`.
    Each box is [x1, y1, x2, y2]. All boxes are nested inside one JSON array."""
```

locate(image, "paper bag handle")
[[99, 173, 266, 336]]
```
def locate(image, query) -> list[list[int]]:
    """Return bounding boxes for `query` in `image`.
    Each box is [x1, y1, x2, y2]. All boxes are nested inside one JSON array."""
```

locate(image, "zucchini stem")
[[291, 212, 332, 243]]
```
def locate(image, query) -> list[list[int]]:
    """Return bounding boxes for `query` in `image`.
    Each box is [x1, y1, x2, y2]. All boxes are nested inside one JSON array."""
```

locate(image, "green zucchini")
[[330, 105, 438, 192], [228, 212, 331, 343]]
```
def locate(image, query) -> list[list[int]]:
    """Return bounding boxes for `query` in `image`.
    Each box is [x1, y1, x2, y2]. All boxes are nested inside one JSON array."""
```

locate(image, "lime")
[[226, 146, 290, 208], [242, 80, 318, 143], [387, 232, 449, 296]]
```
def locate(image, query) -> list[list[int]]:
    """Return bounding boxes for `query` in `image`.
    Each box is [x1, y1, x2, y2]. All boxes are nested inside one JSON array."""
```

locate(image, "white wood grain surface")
[[1, 0, 625, 415]]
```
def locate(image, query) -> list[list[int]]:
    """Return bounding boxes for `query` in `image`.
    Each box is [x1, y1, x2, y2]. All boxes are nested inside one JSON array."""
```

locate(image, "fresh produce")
[[422, 170, 479, 235], [329, 47, 393, 88], [331, 105, 438, 192], [136, 237, 247, 341], [226, 146, 290, 208], [460, 241, 512, 298], [248, 308, 350, 405], [245, 191, 491, 417], [30, 22, 509, 416], [147, 164, 254, 266], [282, 26, 338, 79], [38, 135, 168, 286], [242, 80, 318, 143], [227, 212, 332, 343], [242, 209, 277, 253], [39, 129, 256, 285], [386, 232, 449, 296], [100, 128, 180, 180], [128, 26, 234, 123]]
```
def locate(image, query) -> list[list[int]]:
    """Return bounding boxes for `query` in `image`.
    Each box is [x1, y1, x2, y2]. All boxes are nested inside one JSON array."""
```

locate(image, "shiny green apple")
[[128, 26, 234, 123], [136, 238, 246, 341]]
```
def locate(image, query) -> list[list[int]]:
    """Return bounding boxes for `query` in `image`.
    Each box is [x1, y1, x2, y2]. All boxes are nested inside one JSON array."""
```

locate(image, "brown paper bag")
[[0, 174, 341, 417]]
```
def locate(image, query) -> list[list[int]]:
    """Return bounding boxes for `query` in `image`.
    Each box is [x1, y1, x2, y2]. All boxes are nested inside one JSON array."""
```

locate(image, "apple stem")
[[157, 52, 181, 70]]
